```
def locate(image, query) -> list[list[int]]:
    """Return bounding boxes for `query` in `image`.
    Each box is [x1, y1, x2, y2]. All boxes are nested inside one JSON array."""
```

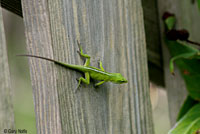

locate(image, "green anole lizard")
[[18, 41, 128, 90]]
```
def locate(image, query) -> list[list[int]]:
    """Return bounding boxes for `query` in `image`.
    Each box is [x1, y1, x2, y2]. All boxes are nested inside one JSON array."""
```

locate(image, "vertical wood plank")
[[157, 0, 200, 125], [22, 0, 154, 133], [0, 7, 15, 132], [21, 1, 62, 134]]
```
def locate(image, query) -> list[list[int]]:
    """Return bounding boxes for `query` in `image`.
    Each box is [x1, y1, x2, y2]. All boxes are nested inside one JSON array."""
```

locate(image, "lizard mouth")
[[123, 80, 128, 83], [120, 80, 128, 83]]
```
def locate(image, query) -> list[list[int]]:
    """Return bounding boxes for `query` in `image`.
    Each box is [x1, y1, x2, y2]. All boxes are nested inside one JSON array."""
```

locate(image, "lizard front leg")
[[95, 81, 105, 87], [77, 40, 91, 67], [98, 60, 105, 71]]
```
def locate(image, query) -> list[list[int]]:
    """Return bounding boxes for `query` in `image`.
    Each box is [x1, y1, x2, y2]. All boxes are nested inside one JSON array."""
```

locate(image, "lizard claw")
[[74, 86, 79, 93], [74, 78, 80, 93], [77, 50, 81, 55], [77, 40, 81, 50], [98, 59, 102, 64]]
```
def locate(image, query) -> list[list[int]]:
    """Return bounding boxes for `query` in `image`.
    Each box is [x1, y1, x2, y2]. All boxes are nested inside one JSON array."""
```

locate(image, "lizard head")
[[110, 73, 128, 84]]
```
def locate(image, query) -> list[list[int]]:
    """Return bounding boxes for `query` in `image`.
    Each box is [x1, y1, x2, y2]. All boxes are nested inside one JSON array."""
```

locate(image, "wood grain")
[[157, 0, 200, 125], [22, 0, 154, 133], [0, 7, 15, 132]]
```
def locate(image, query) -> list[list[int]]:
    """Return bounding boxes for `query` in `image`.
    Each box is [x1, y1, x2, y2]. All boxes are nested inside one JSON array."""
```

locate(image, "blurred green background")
[[2, 9, 36, 134], [2, 8, 170, 134]]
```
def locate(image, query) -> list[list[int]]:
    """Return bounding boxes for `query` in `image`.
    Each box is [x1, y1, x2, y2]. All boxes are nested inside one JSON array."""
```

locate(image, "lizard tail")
[[17, 54, 58, 63], [17, 54, 86, 72]]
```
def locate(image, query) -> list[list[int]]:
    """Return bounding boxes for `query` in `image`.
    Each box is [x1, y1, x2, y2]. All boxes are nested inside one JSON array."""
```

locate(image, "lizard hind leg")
[[98, 60, 105, 71], [77, 40, 91, 67], [75, 72, 90, 92]]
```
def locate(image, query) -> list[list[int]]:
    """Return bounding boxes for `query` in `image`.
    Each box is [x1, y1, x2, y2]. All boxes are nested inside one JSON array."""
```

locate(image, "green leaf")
[[177, 96, 199, 121], [169, 104, 200, 134], [197, 0, 200, 11], [165, 16, 176, 30], [165, 39, 200, 100]]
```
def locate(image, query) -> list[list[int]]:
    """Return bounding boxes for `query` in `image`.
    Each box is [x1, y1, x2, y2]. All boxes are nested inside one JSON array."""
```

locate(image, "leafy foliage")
[[168, 104, 200, 134], [163, 12, 200, 134], [177, 96, 199, 121], [198, 0, 200, 11], [165, 39, 200, 100], [164, 15, 200, 100]]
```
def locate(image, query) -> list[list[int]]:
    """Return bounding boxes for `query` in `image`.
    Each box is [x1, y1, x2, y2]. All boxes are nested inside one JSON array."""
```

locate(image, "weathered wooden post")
[[0, 6, 15, 132]]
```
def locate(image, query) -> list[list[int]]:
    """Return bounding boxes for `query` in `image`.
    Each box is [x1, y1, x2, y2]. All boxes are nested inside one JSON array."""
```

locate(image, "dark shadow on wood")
[[1, 0, 22, 17]]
